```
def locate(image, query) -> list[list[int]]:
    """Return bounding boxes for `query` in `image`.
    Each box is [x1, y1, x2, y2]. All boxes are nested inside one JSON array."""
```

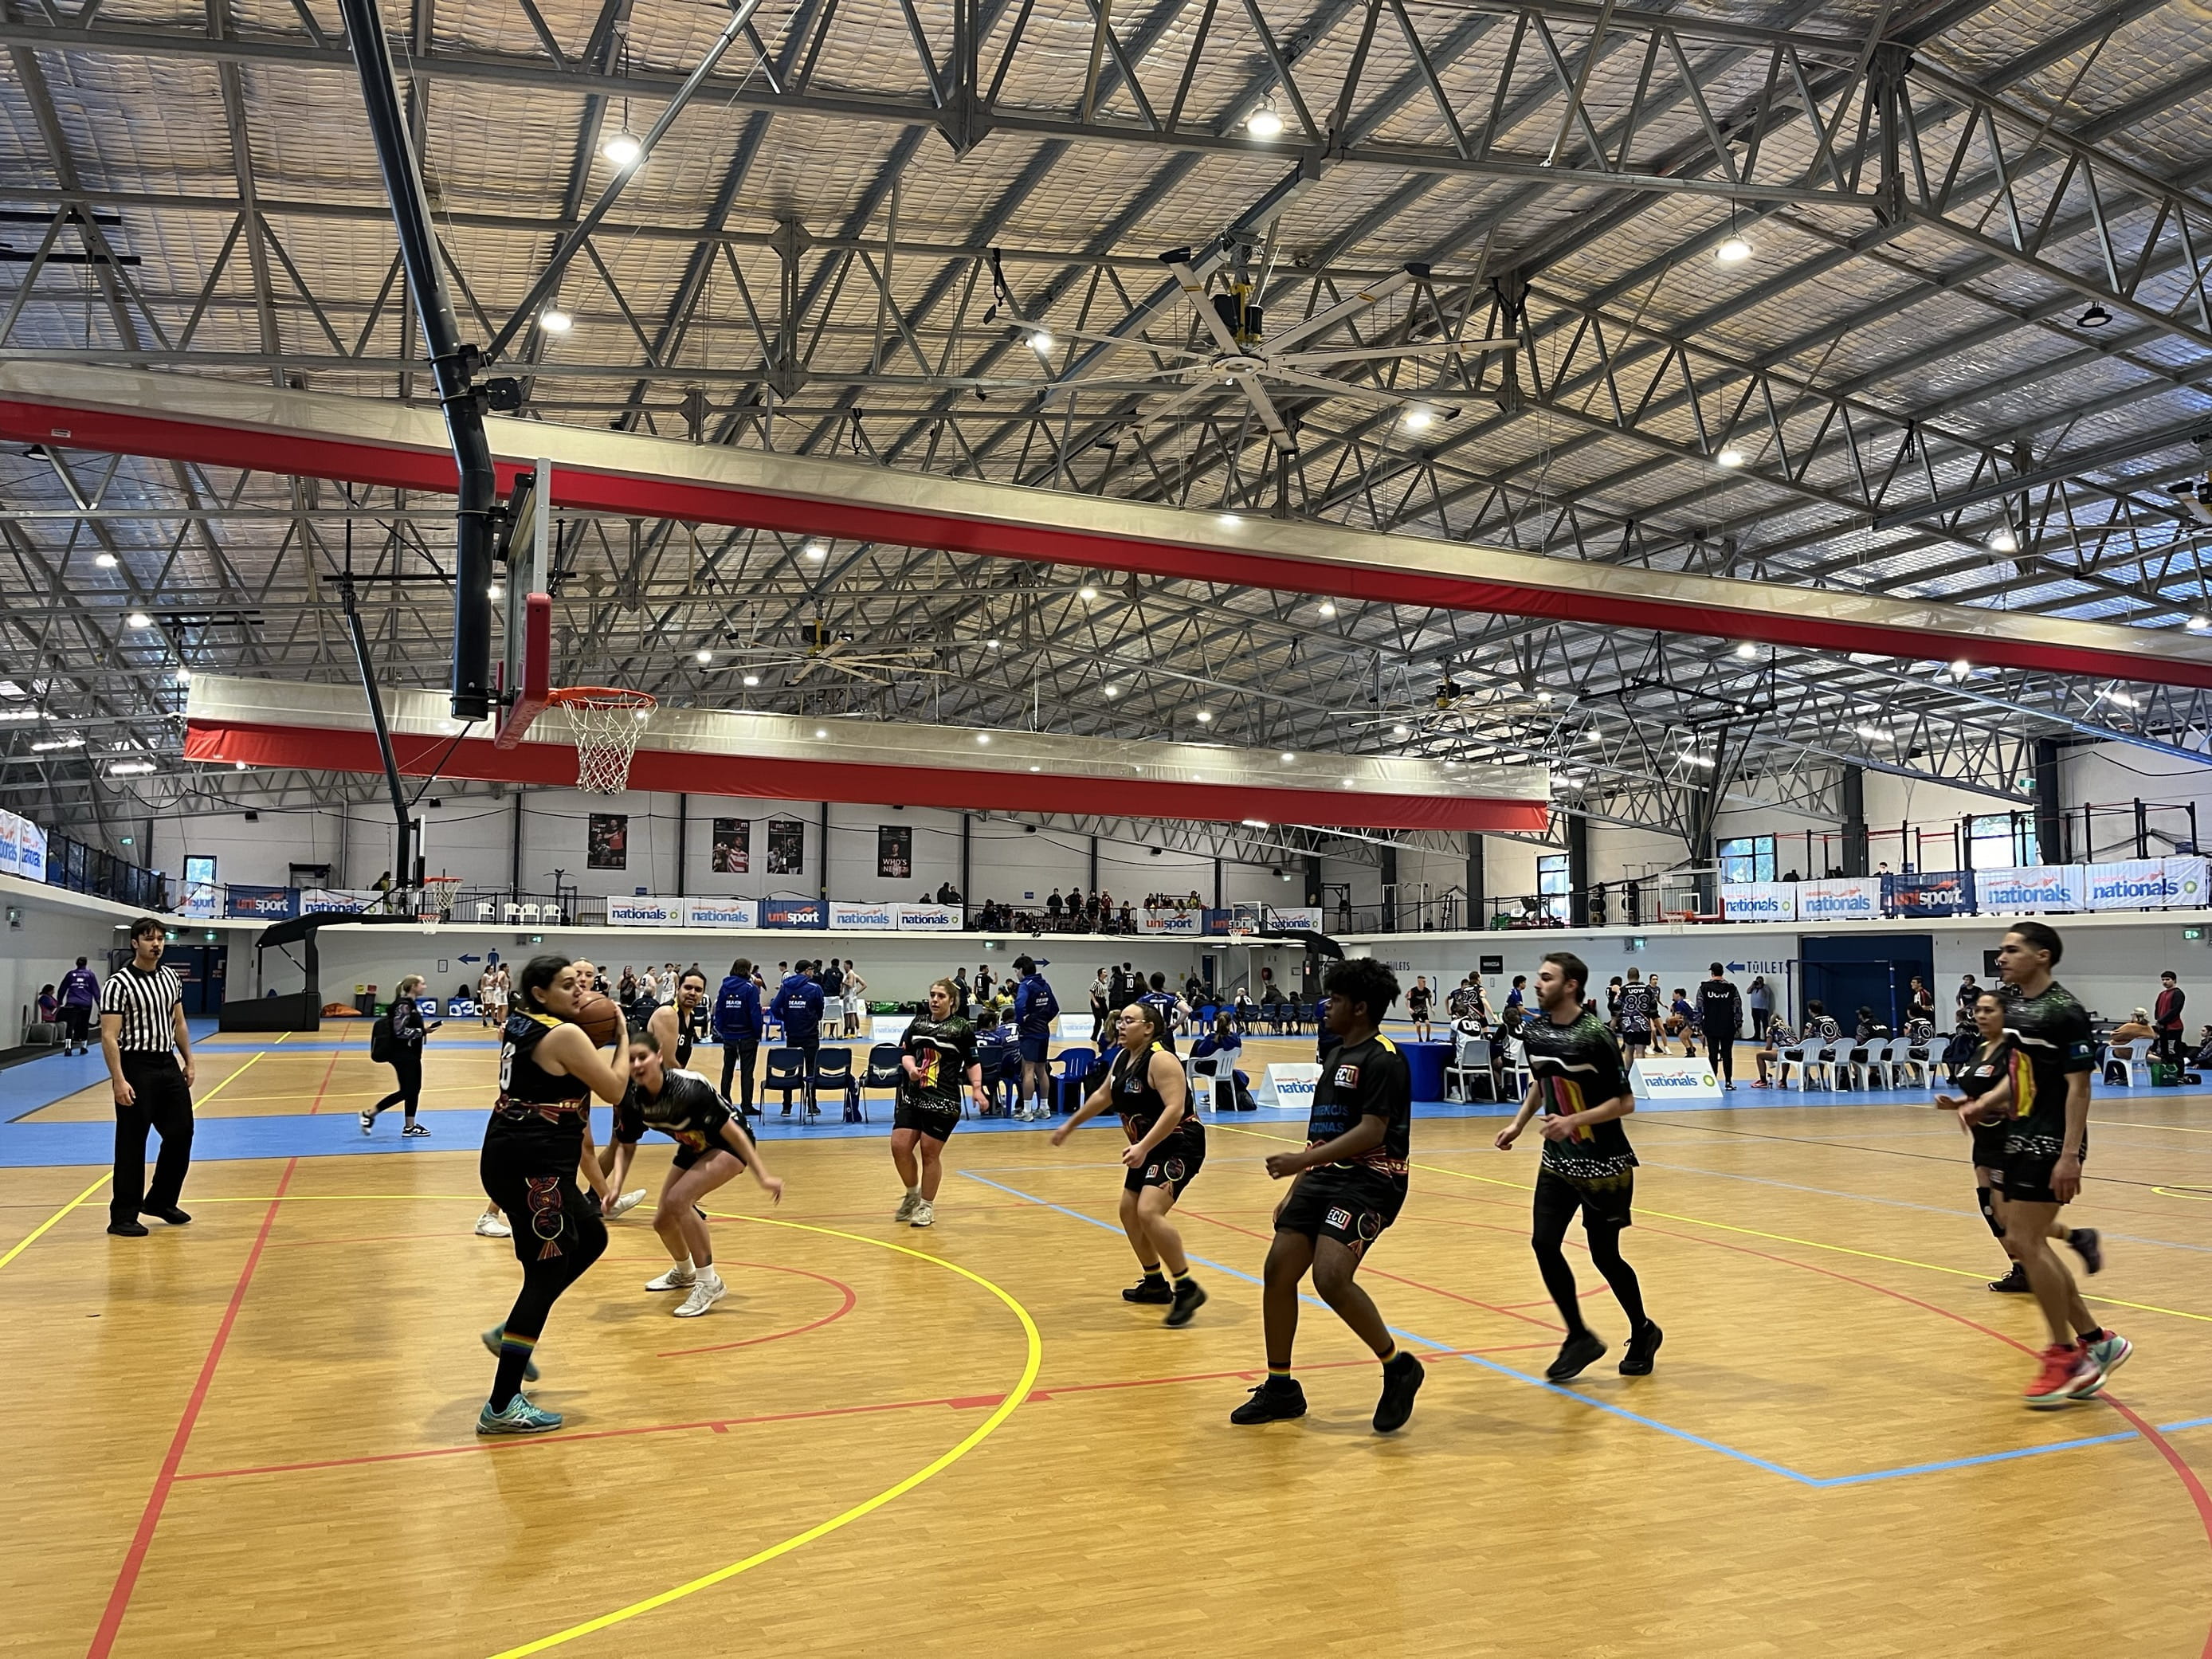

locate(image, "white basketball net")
[[554, 689, 654, 794]]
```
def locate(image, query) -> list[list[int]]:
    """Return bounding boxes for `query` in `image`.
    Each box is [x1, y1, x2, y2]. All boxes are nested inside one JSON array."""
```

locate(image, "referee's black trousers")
[[112, 1053, 194, 1224]]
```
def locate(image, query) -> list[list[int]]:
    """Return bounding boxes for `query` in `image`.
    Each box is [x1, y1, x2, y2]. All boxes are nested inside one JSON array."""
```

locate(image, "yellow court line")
[[1210, 1121, 2212, 1326], [487, 1211, 1044, 1659], [193, 1051, 266, 1105], [2092, 1118, 2212, 1135], [0, 1171, 112, 1273], [273, 1032, 290, 1045], [2154, 1187, 2212, 1202]]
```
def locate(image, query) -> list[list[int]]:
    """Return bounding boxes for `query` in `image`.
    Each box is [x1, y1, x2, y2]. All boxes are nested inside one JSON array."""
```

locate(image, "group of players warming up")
[[472, 924, 2124, 1434]]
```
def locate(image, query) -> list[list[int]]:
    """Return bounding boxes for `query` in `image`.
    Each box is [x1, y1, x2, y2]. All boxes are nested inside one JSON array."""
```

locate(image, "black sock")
[[2066, 1229, 2085, 1248], [2079, 1326, 2106, 1346], [1139, 1261, 1165, 1284], [1172, 1271, 1194, 1288]]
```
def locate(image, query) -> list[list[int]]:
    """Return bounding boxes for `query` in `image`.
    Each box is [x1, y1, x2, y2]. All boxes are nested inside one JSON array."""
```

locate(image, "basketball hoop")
[[418, 875, 461, 922], [551, 686, 656, 794]]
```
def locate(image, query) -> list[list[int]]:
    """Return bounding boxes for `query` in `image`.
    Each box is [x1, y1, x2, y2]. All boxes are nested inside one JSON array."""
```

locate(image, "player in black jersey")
[[1937, 990, 2102, 1295], [1976, 924, 2130, 1406], [1053, 1000, 1207, 1326], [892, 979, 988, 1228], [1497, 951, 1661, 1381], [1694, 965, 1743, 1090], [476, 955, 633, 1435], [607, 1038, 783, 1318], [1614, 969, 1660, 1061], [1231, 957, 1425, 1433]]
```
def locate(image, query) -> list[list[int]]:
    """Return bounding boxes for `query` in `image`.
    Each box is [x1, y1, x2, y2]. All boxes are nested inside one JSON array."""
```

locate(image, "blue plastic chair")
[[1054, 1046, 1097, 1115]]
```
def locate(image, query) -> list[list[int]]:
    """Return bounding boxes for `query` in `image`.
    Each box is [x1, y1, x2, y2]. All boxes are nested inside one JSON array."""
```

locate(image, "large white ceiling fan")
[[1027, 239, 1517, 453]]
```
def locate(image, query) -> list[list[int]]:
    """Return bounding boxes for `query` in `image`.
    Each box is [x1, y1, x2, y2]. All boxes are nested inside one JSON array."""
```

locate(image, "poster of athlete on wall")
[[878, 824, 912, 879], [766, 817, 804, 876], [712, 817, 750, 873]]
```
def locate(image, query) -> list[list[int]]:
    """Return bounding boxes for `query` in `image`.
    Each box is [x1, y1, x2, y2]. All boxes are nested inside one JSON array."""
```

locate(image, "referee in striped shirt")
[[100, 916, 197, 1236]]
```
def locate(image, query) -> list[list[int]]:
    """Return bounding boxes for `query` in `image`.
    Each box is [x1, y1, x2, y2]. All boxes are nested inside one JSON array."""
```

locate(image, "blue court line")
[[961, 1168, 2212, 1491]]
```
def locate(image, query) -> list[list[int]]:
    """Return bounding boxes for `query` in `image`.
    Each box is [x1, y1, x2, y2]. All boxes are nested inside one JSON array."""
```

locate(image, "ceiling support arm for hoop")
[[337, 0, 494, 722], [340, 573, 414, 892]]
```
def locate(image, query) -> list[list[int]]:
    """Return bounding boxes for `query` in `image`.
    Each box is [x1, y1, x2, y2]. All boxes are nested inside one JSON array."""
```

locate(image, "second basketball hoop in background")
[[550, 686, 655, 794]]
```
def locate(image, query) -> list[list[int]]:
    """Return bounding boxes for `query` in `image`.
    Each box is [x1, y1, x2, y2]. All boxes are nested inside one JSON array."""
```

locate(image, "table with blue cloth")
[[1398, 1040, 1453, 1103]]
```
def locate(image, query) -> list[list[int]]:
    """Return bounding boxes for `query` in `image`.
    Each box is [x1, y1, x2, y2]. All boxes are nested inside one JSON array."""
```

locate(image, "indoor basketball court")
[[4, 0, 2212, 1651]]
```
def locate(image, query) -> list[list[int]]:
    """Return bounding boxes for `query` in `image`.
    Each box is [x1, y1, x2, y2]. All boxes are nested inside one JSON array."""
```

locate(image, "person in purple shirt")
[[58, 955, 100, 1056]]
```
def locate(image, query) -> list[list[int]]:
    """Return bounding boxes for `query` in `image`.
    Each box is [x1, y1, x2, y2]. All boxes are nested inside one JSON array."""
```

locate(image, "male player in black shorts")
[[1694, 963, 1743, 1090], [1230, 956, 1424, 1433], [1971, 922, 2130, 1406], [1496, 951, 1661, 1380], [891, 977, 988, 1228]]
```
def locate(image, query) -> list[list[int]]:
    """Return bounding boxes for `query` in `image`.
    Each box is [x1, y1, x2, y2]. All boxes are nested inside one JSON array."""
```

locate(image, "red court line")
[[1175, 1204, 1563, 1332], [2096, 1398, 2212, 1659], [87, 1157, 297, 1659], [304, 1044, 345, 1116], [175, 1341, 1551, 1484], [657, 1263, 858, 1357]]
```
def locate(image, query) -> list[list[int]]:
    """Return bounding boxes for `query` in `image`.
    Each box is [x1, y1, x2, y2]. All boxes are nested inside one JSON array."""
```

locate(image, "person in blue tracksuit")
[[713, 955, 763, 1117], [1011, 955, 1060, 1121], [770, 961, 827, 1115]]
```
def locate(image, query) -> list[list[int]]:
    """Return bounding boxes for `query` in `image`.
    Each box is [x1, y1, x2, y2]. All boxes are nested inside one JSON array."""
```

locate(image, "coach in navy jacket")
[[714, 957, 764, 1113]]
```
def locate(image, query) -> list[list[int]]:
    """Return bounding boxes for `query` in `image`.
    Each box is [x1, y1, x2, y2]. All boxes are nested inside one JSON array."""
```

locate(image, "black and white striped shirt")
[[101, 963, 183, 1054]]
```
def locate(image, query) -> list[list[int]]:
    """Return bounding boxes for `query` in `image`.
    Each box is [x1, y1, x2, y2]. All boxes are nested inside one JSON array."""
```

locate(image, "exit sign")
[[2187, 927, 2206, 941]]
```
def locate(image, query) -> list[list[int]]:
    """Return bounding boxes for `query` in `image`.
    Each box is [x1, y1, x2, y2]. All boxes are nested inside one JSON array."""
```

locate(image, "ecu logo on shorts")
[[1325, 1206, 1352, 1230]]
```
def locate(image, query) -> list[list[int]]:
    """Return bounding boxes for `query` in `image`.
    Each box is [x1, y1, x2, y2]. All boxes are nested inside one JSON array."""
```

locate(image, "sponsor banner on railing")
[[681, 897, 758, 929], [1135, 909, 1202, 935], [226, 884, 299, 920], [1720, 882, 1797, 922], [178, 882, 220, 920], [606, 896, 684, 928], [1266, 906, 1324, 934], [11, 816, 45, 880], [827, 900, 897, 931], [1885, 869, 1975, 917], [761, 896, 829, 929], [1203, 908, 1233, 936], [300, 888, 378, 916], [895, 904, 963, 931], [2085, 856, 2209, 912], [1979, 865, 2085, 912], [0, 814, 20, 878], [1798, 876, 1881, 920]]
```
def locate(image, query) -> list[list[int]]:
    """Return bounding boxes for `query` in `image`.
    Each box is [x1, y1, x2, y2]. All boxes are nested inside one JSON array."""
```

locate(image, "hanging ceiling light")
[[94, 552, 117, 569], [1715, 234, 1754, 265], [1077, 585, 1098, 601], [1735, 641, 1759, 660], [1402, 406, 1434, 431], [742, 673, 761, 687], [1950, 658, 1972, 680], [1194, 709, 1214, 724], [539, 309, 573, 334], [1988, 528, 2019, 553], [2077, 302, 2112, 329], [1716, 445, 1747, 468], [695, 649, 712, 664], [1245, 104, 1284, 139], [602, 131, 642, 168], [1029, 330, 1054, 354], [802, 540, 827, 559], [2189, 615, 2210, 632], [1391, 723, 1410, 738], [125, 611, 151, 629], [1317, 601, 1337, 618]]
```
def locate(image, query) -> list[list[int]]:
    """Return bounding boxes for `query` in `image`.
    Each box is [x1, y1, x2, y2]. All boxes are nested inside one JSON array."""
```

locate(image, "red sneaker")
[[2023, 1342, 2097, 1410]]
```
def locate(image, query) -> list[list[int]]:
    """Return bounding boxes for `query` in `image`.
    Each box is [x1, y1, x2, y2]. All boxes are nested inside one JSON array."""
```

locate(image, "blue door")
[[1798, 932, 1932, 1033]]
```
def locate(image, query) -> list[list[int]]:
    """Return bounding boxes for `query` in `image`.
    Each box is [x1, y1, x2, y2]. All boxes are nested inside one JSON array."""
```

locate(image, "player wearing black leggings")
[[476, 954, 630, 1435], [1496, 949, 1662, 1383], [363, 973, 437, 1135]]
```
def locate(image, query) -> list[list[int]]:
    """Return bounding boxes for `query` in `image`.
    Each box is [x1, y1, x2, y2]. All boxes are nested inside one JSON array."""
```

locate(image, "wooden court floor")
[[9, 1030, 2212, 1657]]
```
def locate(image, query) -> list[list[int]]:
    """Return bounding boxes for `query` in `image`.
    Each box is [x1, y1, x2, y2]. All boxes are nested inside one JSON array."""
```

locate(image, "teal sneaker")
[[2076, 1332, 2132, 1397], [477, 1394, 563, 1435], [481, 1325, 539, 1382]]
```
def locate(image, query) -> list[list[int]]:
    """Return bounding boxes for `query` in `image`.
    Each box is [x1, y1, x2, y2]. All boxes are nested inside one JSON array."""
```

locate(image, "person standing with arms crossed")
[[100, 917, 195, 1236], [1230, 957, 1425, 1433], [1011, 953, 1059, 1120], [58, 954, 99, 1056], [1695, 963, 1743, 1091], [715, 956, 763, 1116], [2155, 971, 2187, 1068]]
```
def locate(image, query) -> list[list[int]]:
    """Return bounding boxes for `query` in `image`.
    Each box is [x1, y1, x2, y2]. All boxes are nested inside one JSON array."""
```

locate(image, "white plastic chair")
[[1445, 1035, 1496, 1102], [503, 902, 524, 924], [1188, 1052, 1235, 1116], [1501, 1036, 1531, 1100], [474, 901, 496, 923], [2105, 1041, 2146, 1086], [519, 902, 541, 926], [1782, 1043, 1833, 1090]]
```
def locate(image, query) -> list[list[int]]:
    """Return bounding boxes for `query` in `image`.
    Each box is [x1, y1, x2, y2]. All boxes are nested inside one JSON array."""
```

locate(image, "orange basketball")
[[571, 990, 626, 1049]]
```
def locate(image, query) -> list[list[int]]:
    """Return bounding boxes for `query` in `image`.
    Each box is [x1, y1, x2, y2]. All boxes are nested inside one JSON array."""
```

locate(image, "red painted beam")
[[183, 718, 1554, 834], [3, 379, 2197, 690]]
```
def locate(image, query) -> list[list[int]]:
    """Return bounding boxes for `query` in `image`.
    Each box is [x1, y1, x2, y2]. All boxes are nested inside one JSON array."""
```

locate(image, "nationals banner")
[[895, 904, 963, 931], [682, 897, 758, 928], [1797, 876, 1880, 921], [827, 900, 897, 931], [2084, 856, 2210, 912], [606, 896, 683, 928], [1978, 865, 2085, 912], [1885, 870, 1975, 917], [1720, 882, 1797, 922]]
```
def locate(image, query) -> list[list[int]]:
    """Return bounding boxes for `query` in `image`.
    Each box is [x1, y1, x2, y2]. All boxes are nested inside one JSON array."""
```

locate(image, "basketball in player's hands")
[[571, 991, 625, 1049]]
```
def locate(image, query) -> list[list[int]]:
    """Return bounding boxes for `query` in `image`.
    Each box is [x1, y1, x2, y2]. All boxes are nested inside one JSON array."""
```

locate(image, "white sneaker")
[[646, 1264, 697, 1292], [909, 1198, 935, 1228], [892, 1190, 921, 1223], [673, 1275, 727, 1317], [474, 1212, 511, 1238], [606, 1189, 648, 1220]]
